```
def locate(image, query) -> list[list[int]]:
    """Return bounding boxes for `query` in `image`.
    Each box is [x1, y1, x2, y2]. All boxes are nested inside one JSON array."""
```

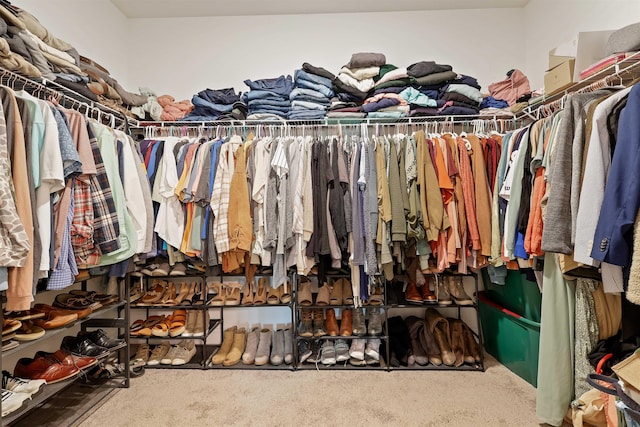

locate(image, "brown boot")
[[299, 309, 313, 338], [339, 309, 353, 337], [420, 279, 437, 303], [425, 308, 455, 366], [463, 323, 482, 363], [448, 318, 465, 367], [329, 279, 343, 305], [316, 282, 331, 306], [313, 309, 326, 337], [405, 282, 423, 305], [342, 279, 354, 305], [326, 308, 339, 336], [298, 277, 313, 306]]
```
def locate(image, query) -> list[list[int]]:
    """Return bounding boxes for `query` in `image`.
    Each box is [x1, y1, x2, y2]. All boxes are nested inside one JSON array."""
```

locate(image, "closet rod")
[[0, 67, 129, 128]]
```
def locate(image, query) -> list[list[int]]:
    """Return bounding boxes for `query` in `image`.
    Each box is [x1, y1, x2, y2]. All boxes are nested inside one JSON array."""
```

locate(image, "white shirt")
[[155, 137, 184, 249]]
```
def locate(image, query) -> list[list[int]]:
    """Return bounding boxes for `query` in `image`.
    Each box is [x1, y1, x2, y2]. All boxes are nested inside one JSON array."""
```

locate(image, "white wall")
[[16, 0, 132, 88], [524, 0, 640, 89], [127, 8, 525, 100]]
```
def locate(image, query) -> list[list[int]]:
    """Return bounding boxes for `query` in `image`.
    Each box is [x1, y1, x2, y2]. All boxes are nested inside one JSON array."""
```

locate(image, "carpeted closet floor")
[[72, 355, 539, 427]]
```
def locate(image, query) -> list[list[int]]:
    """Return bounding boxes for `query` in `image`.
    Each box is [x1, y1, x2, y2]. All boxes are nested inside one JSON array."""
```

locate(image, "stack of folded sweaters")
[[289, 64, 335, 120], [438, 75, 483, 116], [243, 75, 293, 120], [182, 88, 246, 121]]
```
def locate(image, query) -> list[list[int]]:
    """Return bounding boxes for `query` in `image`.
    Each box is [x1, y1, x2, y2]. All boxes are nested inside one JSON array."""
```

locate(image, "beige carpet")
[[77, 355, 539, 427]]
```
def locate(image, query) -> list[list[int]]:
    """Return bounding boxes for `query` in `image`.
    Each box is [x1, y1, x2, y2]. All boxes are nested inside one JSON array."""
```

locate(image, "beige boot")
[[316, 282, 331, 306], [342, 278, 354, 305], [211, 326, 236, 365], [329, 279, 343, 305], [298, 278, 313, 306], [182, 310, 197, 337], [223, 328, 246, 366]]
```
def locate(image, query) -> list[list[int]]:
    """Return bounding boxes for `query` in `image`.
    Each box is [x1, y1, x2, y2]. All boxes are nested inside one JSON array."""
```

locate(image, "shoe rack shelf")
[[145, 344, 219, 370], [296, 362, 388, 371]]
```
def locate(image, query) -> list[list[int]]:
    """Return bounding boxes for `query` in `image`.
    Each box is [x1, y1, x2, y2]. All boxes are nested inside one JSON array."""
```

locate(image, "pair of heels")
[[136, 281, 203, 306]]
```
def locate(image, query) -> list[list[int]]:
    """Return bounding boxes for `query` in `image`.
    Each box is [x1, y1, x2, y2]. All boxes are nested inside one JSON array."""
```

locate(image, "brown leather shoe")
[[425, 308, 455, 366], [420, 282, 437, 303], [405, 282, 423, 305], [30, 304, 78, 329], [339, 309, 353, 337], [448, 318, 465, 367], [35, 350, 98, 370], [462, 323, 482, 363], [313, 309, 326, 337], [326, 309, 339, 336], [14, 355, 79, 384]]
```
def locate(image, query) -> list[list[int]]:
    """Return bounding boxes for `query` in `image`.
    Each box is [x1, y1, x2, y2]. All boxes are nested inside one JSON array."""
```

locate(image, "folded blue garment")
[[362, 98, 401, 113], [247, 108, 289, 118], [248, 98, 291, 108], [288, 111, 326, 120], [243, 90, 290, 102], [291, 100, 327, 111], [294, 69, 333, 89], [244, 75, 293, 96], [296, 78, 334, 98], [367, 111, 407, 118], [191, 96, 234, 113], [290, 95, 331, 106], [290, 87, 330, 101]]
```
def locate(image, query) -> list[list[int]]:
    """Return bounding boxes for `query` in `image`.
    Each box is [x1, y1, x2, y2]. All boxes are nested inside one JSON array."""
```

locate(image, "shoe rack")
[[292, 272, 390, 370], [206, 271, 296, 370], [385, 272, 485, 372], [128, 274, 220, 369], [1, 276, 131, 425]]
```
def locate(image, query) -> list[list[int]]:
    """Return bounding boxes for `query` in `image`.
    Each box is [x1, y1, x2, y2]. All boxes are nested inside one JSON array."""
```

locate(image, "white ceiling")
[[111, 0, 530, 18]]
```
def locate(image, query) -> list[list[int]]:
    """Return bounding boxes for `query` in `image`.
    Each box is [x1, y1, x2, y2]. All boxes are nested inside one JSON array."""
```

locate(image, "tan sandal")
[[138, 281, 166, 306], [169, 309, 187, 337], [267, 285, 282, 305], [329, 279, 343, 305], [280, 281, 292, 304], [225, 283, 242, 306], [135, 315, 163, 337], [316, 283, 331, 306], [151, 315, 173, 337], [172, 283, 190, 305], [159, 282, 177, 306], [254, 278, 268, 305], [343, 278, 354, 305], [211, 283, 225, 306], [242, 280, 255, 305]]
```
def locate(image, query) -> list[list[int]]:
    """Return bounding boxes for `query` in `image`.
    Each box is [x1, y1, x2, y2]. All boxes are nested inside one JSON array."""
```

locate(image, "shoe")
[[1, 389, 30, 417], [425, 309, 455, 366], [349, 357, 367, 366], [312, 309, 326, 337], [329, 279, 343, 305], [3, 310, 45, 322], [335, 339, 349, 362], [147, 341, 170, 366], [225, 284, 242, 306], [270, 329, 285, 366], [448, 276, 473, 305], [36, 350, 98, 371], [61, 336, 109, 358], [138, 281, 166, 305], [151, 262, 170, 276], [2, 370, 45, 396], [368, 307, 383, 336], [437, 276, 452, 305], [420, 280, 437, 303], [242, 327, 260, 365], [405, 316, 429, 366], [284, 328, 293, 365], [365, 354, 379, 365], [307, 340, 322, 364], [462, 323, 482, 364], [182, 310, 197, 337], [14, 356, 79, 384], [158, 282, 177, 306], [78, 329, 124, 349], [298, 309, 313, 338], [30, 304, 78, 329], [369, 286, 383, 306], [320, 340, 336, 365], [169, 262, 186, 276], [339, 309, 353, 337], [210, 283, 225, 306], [280, 282, 292, 304], [352, 308, 366, 336], [160, 344, 179, 365], [325, 309, 339, 337], [212, 326, 237, 365], [172, 340, 196, 365], [224, 328, 246, 367], [349, 339, 366, 360], [173, 282, 190, 305], [405, 282, 423, 304], [316, 283, 330, 306], [131, 344, 150, 367], [241, 280, 255, 305], [297, 278, 313, 306], [14, 321, 45, 342], [298, 340, 312, 364], [342, 279, 354, 305], [448, 318, 466, 367], [365, 339, 381, 362], [254, 328, 272, 366], [192, 311, 209, 338], [254, 278, 268, 305]]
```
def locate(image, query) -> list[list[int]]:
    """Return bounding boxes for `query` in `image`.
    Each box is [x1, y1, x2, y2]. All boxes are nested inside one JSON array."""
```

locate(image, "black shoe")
[[78, 329, 124, 349], [61, 336, 110, 358], [297, 340, 312, 364], [306, 340, 322, 364]]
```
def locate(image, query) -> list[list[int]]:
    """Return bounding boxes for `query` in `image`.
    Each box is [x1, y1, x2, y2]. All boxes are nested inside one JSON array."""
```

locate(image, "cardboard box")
[[549, 48, 574, 70], [544, 59, 576, 95]]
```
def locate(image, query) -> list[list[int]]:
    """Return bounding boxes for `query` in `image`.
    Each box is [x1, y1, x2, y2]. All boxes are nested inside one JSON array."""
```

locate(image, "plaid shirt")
[[211, 137, 243, 254], [87, 124, 121, 257], [48, 184, 78, 290], [71, 176, 97, 267]]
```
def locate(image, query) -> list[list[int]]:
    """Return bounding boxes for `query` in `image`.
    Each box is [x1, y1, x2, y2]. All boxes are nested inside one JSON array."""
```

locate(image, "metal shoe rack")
[[1, 276, 131, 425], [206, 271, 296, 370], [128, 274, 220, 369]]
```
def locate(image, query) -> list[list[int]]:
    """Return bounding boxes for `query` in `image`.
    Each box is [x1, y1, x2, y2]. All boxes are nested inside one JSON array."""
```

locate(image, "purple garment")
[[362, 97, 401, 113], [439, 106, 479, 116], [410, 108, 439, 116]]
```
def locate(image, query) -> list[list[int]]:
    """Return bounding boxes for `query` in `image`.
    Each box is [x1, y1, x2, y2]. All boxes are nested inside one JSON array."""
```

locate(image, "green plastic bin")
[[481, 268, 542, 323], [478, 292, 540, 387]]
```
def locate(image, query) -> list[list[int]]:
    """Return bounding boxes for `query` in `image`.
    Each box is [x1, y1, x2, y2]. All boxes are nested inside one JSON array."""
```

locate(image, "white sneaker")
[[2, 371, 46, 397], [335, 340, 350, 362], [1, 389, 30, 416], [172, 341, 196, 365], [320, 340, 336, 365], [349, 339, 366, 360], [365, 339, 381, 361]]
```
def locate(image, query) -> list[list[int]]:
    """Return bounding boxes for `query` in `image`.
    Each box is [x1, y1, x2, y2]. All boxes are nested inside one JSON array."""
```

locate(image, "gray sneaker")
[[320, 340, 336, 365], [242, 327, 260, 365], [368, 307, 383, 336], [352, 308, 366, 336], [335, 339, 349, 362], [147, 341, 171, 366], [283, 328, 293, 365], [365, 338, 381, 361], [298, 340, 312, 363], [307, 340, 322, 364], [270, 329, 285, 366], [161, 343, 180, 365], [254, 328, 272, 366], [172, 340, 196, 365], [349, 339, 366, 360]]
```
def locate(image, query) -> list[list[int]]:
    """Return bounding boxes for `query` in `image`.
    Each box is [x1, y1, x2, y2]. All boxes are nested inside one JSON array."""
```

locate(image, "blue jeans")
[[248, 98, 291, 108], [191, 96, 234, 113], [244, 75, 293, 96], [296, 78, 334, 98], [289, 87, 329, 101], [244, 90, 290, 102], [294, 69, 333, 88], [291, 100, 326, 111]]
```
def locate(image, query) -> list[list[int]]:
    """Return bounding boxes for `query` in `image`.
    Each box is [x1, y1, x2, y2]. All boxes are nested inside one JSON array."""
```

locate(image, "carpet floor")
[[76, 355, 539, 427]]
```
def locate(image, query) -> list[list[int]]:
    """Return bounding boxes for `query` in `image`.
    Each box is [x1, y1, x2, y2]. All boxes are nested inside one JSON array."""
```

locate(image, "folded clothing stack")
[[182, 88, 246, 121], [289, 64, 335, 120], [158, 95, 193, 121], [243, 75, 293, 120], [402, 61, 457, 117], [438, 75, 483, 116], [331, 52, 386, 113]]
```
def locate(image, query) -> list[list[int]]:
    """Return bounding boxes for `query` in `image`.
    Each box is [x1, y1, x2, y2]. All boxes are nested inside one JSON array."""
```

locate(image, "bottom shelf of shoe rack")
[[388, 363, 484, 371], [143, 344, 219, 370], [296, 361, 388, 370], [206, 359, 295, 370]]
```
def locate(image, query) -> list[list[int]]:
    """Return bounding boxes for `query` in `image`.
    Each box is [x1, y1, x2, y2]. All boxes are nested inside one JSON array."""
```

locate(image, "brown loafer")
[[14, 355, 79, 384], [326, 309, 339, 336], [31, 304, 79, 329]]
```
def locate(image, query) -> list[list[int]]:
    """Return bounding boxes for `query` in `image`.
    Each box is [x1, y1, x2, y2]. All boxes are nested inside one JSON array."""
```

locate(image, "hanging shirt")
[[155, 136, 184, 250]]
